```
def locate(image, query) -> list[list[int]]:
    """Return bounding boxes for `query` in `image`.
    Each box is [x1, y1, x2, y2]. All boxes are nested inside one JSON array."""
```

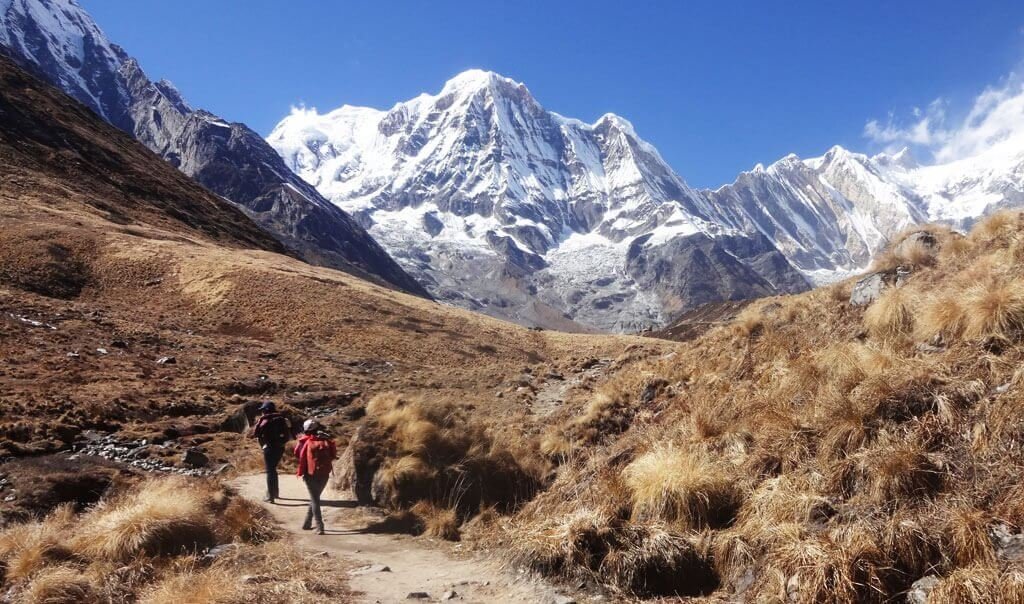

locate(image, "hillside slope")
[[0, 53, 664, 530], [0, 0, 428, 297], [504, 216, 1024, 600]]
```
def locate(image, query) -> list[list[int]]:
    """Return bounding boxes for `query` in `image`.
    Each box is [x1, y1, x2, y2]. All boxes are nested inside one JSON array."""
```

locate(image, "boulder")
[[332, 425, 384, 505], [182, 448, 209, 468], [991, 523, 1024, 561], [906, 575, 939, 604], [849, 266, 912, 306], [220, 401, 262, 433]]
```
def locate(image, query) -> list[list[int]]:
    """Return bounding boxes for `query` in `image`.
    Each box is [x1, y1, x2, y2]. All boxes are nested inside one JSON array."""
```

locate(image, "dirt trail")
[[234, 474, 569, 604]]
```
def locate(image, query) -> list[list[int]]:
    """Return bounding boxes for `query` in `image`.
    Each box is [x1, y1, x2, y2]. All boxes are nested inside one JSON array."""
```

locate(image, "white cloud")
[[863, 73, 1024, 164]]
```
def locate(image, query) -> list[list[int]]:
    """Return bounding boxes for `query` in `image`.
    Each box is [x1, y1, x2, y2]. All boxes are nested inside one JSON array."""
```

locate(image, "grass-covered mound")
[[504, 211, 1024, 600], [0, 476, 349, 603]]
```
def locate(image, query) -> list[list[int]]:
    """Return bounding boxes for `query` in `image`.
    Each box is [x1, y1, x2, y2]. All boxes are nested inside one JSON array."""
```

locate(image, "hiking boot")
[[263, 496, 275, 504], [301, 523, 312, 531], [315, 527, 326, 535]]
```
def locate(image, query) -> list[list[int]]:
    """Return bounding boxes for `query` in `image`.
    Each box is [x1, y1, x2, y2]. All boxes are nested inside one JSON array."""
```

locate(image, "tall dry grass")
[[0, 477, 348, 603], [496, 211, 1024, 600], [340, 393, 548, 540]]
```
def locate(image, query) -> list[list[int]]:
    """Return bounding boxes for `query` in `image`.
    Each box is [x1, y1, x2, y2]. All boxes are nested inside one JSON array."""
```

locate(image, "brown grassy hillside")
[[0, 52, 665, 530], [499, 213, 1024, 601], [337, 212, 1024, 602]]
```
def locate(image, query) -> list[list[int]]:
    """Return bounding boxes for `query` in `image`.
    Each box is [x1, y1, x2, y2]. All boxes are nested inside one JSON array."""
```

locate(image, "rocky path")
[[233, 474, 571, 604]]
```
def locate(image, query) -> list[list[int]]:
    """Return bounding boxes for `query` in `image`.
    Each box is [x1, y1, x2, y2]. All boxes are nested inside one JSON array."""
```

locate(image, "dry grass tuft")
[[0, 504, 76, 583], [622, 444, 741, 530], [863, 286, 915, 340], [929, 565, 1001, 603], [21, 566, 97, 604], [0, 478, 322, 603], [961, 280, 1024, 340], [411, 501, 461, 541], [915, 293, 967, 342], [355, 393, 547, 531], [70, 477, 218, 561], [598, 525, 717, 597]]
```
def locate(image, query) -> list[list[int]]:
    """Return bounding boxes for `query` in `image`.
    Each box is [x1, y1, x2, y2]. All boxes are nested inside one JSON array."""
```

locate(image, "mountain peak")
[[441, 69, 524, 94], [595, 112, 637, 135]]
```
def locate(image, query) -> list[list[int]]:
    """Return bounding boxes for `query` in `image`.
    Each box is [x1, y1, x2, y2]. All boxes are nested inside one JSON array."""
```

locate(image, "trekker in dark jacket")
[[295, 419, 337, 535], [250, 401, 291, 503]]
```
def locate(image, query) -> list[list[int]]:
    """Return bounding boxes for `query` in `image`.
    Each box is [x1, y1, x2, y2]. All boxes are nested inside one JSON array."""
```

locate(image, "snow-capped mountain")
[[270, 70, 1024, 329], [269, 71, 808, 330], [710, 141, 1024, 283], [0, 0, 428, 297]]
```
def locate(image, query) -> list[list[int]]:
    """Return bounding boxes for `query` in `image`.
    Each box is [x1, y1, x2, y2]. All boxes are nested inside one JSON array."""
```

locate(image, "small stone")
[[441, 590, 457, 600], [66, 351, 80, 358], [406, 593, 430, 600], [202, 543, 237, 563], [156, 356, 176, 365], [111, 339, 128, 348], [551, 596, 576, 604], [4, 495, 16, 502], [96, 348, 108, 355], [351, 564, 391, 575]]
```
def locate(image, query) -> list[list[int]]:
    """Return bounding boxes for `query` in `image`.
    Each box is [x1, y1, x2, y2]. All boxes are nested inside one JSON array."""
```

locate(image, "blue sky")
[[84, 1, 1024, 188]]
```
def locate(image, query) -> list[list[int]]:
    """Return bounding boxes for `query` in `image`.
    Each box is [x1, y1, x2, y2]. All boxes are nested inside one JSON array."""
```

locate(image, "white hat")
[[303, 419, 320, 433]]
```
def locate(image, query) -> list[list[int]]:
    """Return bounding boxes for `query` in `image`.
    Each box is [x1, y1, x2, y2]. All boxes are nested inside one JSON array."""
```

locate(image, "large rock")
[[849, 266, 912, 306], [332, 425, 383, 505]]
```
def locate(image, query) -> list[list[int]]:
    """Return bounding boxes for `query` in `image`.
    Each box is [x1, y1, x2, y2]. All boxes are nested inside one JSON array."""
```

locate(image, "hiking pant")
[[263, 445, 285, 500], [303, 474, 329, 531]]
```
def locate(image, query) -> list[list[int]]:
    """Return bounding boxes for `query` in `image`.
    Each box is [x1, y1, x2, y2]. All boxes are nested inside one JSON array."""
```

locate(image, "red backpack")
[[303, 437, 337, 478]]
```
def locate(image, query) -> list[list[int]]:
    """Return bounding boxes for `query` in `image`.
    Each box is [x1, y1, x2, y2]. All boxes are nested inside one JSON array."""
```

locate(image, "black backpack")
[[259, 414, 290, 447]]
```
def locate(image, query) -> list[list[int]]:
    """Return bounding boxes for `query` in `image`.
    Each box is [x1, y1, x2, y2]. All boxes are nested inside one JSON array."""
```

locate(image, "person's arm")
[[249, 417, 264, 440]]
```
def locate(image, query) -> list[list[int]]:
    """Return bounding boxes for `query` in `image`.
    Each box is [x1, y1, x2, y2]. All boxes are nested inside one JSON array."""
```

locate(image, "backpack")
[[305, 437, 336, 477], [259, 414, 290, 447]]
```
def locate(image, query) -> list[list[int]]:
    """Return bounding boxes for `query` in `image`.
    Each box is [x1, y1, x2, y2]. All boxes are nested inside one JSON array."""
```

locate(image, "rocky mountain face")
[[0, 0, 428, 297], [269, 71, 809, 331], [271, 70, 1024, 330]]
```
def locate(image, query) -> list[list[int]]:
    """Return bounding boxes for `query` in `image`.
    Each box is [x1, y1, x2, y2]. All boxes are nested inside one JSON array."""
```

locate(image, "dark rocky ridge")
[[0, 0, 428, 298]]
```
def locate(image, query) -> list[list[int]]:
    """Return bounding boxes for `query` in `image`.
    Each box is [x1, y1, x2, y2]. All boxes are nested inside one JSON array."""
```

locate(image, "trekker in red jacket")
[[295, 419, 338, 535]]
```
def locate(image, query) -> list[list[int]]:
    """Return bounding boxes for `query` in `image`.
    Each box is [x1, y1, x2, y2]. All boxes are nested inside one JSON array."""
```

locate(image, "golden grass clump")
[[622, 444, 741, 530], [863, 286, 915, 340], [0, 478, 306, 603], [969, 210, 1023, 247], [961, 280, 1024, 340], [20, 565, 97, 604], [139, 567, 238, 604], [928, 565, 1001, 603], [410, 501, 461, 541], [355, 393, 546, 531], [915, 293, 967, 342], [69, 477, 218, 561], [831, 440, 945, 506], [751, 523, 891, 603], [597, 525, 717, 597], [0, 504, 76, 583]]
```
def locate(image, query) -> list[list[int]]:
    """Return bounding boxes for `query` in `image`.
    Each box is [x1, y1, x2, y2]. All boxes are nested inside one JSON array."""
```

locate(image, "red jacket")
[[295, 433, 337, 479]]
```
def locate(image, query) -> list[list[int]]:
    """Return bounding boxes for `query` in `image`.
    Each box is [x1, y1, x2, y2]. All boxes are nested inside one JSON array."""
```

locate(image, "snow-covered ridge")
[[268, 70, 807, 330]]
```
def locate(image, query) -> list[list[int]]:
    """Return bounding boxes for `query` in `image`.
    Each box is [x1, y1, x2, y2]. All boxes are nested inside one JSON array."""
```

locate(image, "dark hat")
[[258, 401, 276, 412]]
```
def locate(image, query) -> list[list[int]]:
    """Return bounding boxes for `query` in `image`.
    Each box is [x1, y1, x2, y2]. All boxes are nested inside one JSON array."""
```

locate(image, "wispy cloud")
[[863, 73, 1024, 164]]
